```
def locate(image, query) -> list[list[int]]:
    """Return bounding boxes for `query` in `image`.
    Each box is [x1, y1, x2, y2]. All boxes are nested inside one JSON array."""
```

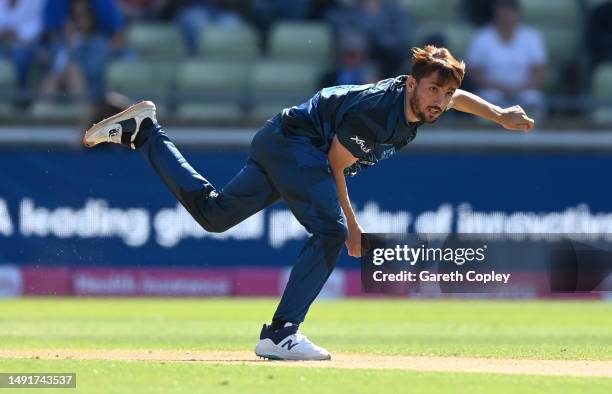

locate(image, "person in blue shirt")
[[42, 0, 125, 101], [83, 45, 534, 361]]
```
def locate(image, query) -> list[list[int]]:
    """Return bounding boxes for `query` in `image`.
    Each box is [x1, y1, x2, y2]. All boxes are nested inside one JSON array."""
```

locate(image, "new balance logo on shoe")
[[255, 323, 331, 360], [108, 127, 120, 138], [281, 339, 299, 350]]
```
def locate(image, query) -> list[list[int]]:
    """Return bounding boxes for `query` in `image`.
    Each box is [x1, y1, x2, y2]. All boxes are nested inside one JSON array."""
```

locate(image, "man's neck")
[[404, 89, 420, 123]]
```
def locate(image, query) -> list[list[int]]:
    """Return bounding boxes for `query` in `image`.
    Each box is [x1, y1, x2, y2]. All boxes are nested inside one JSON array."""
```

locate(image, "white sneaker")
[[83, 100, 157, 149], [254, 323, 331, 361]]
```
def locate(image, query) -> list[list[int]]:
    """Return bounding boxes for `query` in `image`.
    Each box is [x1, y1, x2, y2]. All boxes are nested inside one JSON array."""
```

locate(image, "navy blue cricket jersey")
[[280, 75, 423, 176]]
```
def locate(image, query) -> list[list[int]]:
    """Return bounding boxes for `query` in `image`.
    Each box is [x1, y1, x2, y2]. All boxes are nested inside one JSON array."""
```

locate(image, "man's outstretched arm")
[[328, 136, 363, 257], [448, 89, 535, 131]]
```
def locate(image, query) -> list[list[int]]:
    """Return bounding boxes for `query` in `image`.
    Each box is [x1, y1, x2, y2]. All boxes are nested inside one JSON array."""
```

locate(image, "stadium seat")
[[0, 102, 12, 117], [519, 0, 581, 27], [198, 25, 259, 60], [250, 61, 321, 95], [176, 60, 248, 96], [544, 66, 562, 95], [248, 61, 322, 122], [539, 26, 579, 66], [31, 100, 87, 120], [268, 22, 332, 63], [0, 60, 15, 114], [0, 60, 15, 91], [175, 60, 247, 122], [415, 23, 476, 60], [585, 0, 608, 7], [592, 63, 612, 124], [106, 60, 174, 100], [127, 23, 184, 58], [397, 0, 460, 23], [176, 103, 241, 123], [249, 103, 286, 123]]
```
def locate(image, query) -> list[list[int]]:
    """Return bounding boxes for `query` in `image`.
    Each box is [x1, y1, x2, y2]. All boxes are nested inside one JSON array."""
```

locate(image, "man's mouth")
[[427, 107, 442, 117]]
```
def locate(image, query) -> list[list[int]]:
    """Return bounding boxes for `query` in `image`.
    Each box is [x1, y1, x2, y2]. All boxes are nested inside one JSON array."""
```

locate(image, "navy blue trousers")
[[138, 115, 348, 323]]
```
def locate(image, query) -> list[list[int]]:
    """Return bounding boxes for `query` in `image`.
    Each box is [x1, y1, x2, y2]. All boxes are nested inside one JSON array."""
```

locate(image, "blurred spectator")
[[586, 0, 612, 70], [85, 90, 129, 128], [249, 0, 310, 50], [38, 44, 87, 101], [174, 0, 244, 56], [320, 32, 379, 88], [117, 0, 165, 21], [0, 0, 47, 95], [462, 0, 494, 26], [41, 0, 126, 102], [308, 0, 342, 20], [326, 0, 413, 77], [466, 0, 547, 119], [420, 33, 446, 49]]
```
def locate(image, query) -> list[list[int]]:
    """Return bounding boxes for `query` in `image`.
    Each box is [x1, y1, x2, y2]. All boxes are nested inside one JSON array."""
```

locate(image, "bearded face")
[[408, 72, 459, 124]]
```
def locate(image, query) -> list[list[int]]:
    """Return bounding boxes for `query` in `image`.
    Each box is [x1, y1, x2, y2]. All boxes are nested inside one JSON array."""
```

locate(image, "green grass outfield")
[[0, 298, 611, 393]]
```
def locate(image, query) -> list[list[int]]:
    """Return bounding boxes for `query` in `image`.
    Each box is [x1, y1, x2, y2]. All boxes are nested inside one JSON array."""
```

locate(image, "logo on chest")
[[350, 136, 372, 153]]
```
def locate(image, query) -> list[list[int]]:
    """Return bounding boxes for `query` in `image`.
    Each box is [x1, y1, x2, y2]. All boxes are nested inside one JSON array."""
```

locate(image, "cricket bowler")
[[83, 46, 534, 360]]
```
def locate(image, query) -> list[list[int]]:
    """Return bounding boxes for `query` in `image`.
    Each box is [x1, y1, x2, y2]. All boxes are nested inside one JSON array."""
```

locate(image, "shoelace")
[[294, 330, 312, 346]]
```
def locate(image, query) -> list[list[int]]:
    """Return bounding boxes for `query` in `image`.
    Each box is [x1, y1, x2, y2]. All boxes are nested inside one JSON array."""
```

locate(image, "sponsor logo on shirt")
[[351, 136, 371, 153], [380, 144, 396, 160]]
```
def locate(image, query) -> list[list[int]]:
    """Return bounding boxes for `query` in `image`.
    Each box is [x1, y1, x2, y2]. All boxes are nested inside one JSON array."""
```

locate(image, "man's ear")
[[407, 75, 417, 91]]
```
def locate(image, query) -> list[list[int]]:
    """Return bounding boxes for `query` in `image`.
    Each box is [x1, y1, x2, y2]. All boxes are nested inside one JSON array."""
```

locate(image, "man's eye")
[[430, 87, 438, 93], [446, 91, 454, 97]]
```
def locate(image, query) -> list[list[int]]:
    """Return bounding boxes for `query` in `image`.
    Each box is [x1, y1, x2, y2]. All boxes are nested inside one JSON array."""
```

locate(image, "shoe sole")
[[254, 339, 331, 361], [256, 354, 284, 361], [254, 351, 331, 361], [83, 100, 155, 148], [255, 353, 331, 361]]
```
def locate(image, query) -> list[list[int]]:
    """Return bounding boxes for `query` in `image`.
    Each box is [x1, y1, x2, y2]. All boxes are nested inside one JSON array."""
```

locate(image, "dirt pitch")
[[1, 350, 611, 378]]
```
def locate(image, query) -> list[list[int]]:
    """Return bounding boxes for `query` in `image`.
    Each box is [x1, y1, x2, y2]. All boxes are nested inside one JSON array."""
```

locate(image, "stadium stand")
[[127, 23, 185, 58], [397, 0, 460, 22], [248, 60, 322, 122], [0, 60, 15, 116], [107, 61, 172, 99], [518, 0, 582, 27], [592, 62, 612, 125], [268, 22, 333, 63], [198, 25, 260, 60], [0, 0, 606, 128], [31, 100, 88, 121], [175, 60, 247, 123], [415, 22, 476, 59]]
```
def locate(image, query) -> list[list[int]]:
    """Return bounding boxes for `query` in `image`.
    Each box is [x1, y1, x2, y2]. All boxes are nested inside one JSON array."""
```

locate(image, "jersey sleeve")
[[335, 113, 378, 160]]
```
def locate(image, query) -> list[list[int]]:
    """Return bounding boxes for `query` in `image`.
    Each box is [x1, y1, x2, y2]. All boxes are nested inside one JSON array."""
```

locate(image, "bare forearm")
[[327, 137, 366, 257], [332, 169, 358, 226], [450, 89, 535, 131], [327, 136, 359, 225], [450, 89, 504, 124]]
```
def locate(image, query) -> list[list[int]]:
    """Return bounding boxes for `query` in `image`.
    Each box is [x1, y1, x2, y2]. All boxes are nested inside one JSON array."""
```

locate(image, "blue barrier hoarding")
[[1, 147, 611, 268]]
